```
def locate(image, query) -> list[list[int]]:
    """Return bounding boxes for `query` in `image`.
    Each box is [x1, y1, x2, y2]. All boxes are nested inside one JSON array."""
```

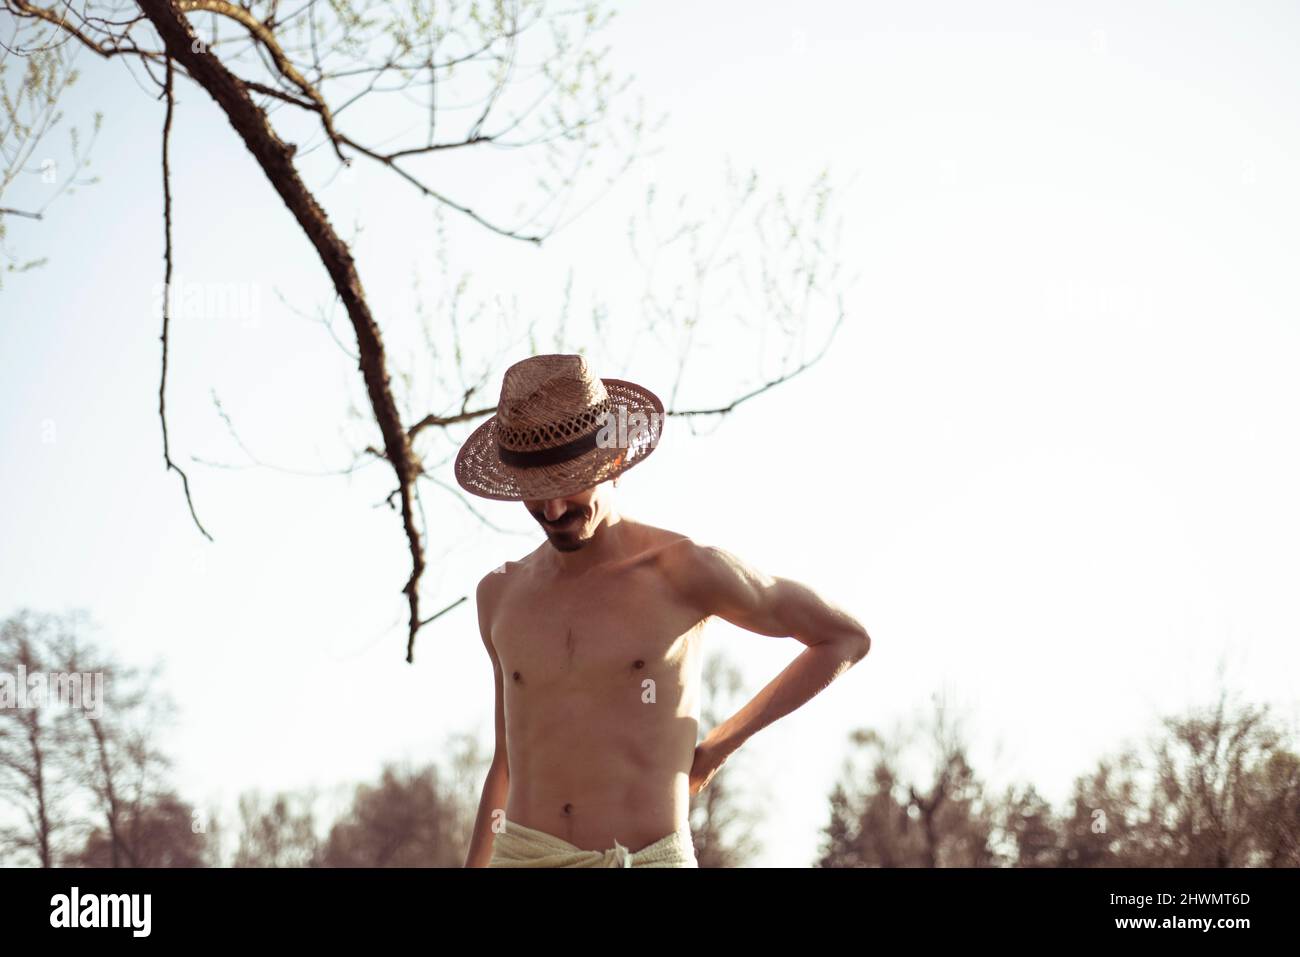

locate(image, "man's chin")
[[548, 535, 585, 552]]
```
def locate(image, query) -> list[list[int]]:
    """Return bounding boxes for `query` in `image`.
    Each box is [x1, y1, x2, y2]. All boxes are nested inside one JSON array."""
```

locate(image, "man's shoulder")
[[642, 527, 720, 593], [628, 521, 699, 564], [478, 544, 546, 587], [476, 542, 550, 609], [647, 533, 737, 625], [650, 535, 759, 614], [476, 552, 526, 605]]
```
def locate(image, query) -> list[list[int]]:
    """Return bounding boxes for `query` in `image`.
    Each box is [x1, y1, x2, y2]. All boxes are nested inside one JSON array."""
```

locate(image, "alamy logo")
[[595, 405, 662, 451], [149, 273, 261, 326], [50, 887, 151, 937], [0, 666, 104, 718]]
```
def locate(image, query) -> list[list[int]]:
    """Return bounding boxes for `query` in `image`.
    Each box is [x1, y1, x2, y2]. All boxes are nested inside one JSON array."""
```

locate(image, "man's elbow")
[[843, 627, 871, 663]]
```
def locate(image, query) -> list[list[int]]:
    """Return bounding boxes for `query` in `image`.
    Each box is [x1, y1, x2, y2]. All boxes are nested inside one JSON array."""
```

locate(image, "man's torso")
[[486, 521, 707, 853]]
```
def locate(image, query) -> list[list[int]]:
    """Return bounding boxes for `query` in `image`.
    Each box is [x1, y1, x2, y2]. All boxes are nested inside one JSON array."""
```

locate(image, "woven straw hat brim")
[[453, 378, 664, 501]]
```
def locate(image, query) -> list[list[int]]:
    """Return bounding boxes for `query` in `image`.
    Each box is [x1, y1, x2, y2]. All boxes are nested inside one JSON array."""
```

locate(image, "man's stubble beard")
[[547, 530, 587, 552], [537, 506, 593, 552]]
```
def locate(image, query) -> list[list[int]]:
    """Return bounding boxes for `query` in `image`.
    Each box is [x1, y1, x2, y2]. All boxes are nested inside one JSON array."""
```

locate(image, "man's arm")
[[464, 572, 510, 867], [668, 541, 871, 780]]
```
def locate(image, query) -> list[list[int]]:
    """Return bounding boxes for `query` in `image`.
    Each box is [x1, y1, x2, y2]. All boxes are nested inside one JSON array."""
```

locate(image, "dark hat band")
[[497, 427, 602, 468]]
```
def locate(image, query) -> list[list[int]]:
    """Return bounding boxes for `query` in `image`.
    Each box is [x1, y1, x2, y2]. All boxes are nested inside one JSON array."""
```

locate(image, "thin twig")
[[407, 406, 497, 439], [417, 595, 467, 630], [337, 134, 543, 244], [667, 299, 847, 418], [158, 56, 213, 541]]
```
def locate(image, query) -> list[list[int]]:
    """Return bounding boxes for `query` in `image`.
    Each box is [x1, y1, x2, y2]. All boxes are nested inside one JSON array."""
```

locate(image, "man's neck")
[[546, 508, 628, 576]]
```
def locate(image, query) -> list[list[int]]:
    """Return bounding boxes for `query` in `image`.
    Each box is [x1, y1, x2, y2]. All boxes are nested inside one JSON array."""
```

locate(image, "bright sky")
[[3, 1, 1299, 866]]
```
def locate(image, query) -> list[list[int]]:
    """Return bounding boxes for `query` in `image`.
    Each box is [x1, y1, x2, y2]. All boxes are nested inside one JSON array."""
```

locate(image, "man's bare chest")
[[491, 560, 705, 687]]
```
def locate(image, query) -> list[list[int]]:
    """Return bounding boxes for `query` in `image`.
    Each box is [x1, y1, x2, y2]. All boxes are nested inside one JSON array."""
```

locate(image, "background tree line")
[[2, 608, 1295, 867]]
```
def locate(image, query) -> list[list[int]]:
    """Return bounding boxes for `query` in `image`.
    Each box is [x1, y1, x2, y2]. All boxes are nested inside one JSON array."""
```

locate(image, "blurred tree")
[[818, 742, 923, 868], [689, 651, 764, 867], [1059, 749, 1146, 867], [1145, 691, 1276, 866], [194, 798, 228, 867], [1156, 692, 1296, 866], [816, 693, 996, 867], [0, 609, 82, 866], [0, 607, 192, 867], [1062, 687, 1300, 868], [232, 789, 321, 867], [71, 791, 208, 867], [439, 730, 495, 856], [49, 619, 176, 868], [997, 783, 1062, 868], [1247, 747, 1300, 867], [319, 762, 462, 867]]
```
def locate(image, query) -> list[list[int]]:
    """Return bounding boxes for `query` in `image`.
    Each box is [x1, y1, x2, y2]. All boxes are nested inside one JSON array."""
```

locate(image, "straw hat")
[[453, 354, 665, 501]]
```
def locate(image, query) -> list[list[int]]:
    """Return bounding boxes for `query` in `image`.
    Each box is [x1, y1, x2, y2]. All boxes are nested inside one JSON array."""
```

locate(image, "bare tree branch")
[[4, 0, 848, 667], [668, 299, 847, 418], [407, 406, 498, 438], [173, 0, 347, 162], [335, 132, 543, 244], [136, 0, 427, 652], [158, 55, 213, 541], [418, 594, 466, 630], [5, 0, 166, 61]]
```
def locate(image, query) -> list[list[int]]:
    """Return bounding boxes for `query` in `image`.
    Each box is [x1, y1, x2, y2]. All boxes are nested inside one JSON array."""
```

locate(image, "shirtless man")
[[454, 354, 871, 867]]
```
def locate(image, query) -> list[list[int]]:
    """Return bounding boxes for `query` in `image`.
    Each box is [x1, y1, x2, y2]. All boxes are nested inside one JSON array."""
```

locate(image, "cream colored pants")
[[488, 817, 699, 868]]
